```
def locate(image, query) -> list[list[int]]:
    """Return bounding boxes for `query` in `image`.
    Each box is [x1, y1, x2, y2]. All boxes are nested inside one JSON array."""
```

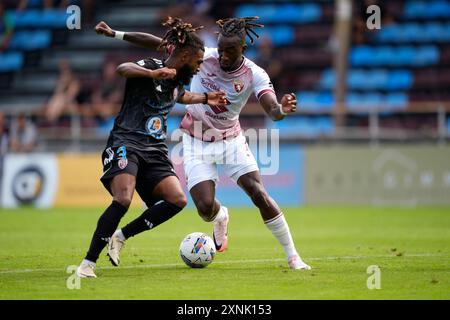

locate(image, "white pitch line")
[[0, 253, 447, 275]]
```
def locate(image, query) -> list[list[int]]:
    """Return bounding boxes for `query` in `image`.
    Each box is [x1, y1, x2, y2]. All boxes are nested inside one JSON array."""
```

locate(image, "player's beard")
[[176, 64, 195, 85]]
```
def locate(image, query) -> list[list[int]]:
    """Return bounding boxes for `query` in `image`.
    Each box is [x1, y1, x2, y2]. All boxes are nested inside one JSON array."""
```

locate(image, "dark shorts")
[[100, 145, 178, 206]]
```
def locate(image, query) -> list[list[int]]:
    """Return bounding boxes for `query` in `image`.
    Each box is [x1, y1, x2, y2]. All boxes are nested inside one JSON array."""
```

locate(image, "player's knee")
[[249, 185, 269, 207], [113, 193, 133, 209], [171, 193, 187, 209], [196, 199, 215, 221]]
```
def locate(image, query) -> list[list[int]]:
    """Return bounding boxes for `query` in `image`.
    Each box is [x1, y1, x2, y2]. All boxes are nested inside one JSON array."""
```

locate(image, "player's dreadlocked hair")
[[216, 17, 264, 45], [158, 17, 205, 53]]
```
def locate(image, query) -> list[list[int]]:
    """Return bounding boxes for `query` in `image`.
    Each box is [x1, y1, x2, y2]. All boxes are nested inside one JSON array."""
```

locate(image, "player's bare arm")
[[179, 91, 227, 108], [95, 21, 163, 50], [116, 63, 176, 79], [259, 92, 297, 121]]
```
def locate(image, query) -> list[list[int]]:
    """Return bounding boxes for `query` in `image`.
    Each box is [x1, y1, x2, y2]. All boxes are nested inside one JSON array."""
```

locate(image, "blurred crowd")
[[0, 111, 37, 154]]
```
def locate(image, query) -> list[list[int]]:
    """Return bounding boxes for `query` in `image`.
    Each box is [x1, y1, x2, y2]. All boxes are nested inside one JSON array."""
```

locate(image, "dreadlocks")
[[158, 17, 205, 53], [216, 17, 264, 45]]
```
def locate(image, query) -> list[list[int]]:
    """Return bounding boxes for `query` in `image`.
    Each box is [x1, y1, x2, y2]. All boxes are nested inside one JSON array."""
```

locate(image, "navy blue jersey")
[[107, 58, 185, 153]]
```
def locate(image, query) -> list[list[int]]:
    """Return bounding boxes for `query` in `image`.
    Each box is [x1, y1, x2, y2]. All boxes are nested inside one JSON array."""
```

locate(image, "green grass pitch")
[[0, 206, 449, 299]]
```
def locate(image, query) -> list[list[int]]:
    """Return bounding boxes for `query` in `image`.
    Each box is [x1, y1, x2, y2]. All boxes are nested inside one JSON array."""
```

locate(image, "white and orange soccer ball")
[[179, 232, 216, 268]]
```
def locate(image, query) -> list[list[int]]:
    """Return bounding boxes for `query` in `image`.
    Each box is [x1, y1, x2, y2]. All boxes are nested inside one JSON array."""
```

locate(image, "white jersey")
[[180, 47, 275, 141]]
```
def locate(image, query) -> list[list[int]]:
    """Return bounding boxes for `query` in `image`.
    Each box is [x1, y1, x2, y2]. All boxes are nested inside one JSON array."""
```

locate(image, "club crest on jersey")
[[233, 79, 244, 93], [146, 116, 163, 134], [118, 158, 128, 169]]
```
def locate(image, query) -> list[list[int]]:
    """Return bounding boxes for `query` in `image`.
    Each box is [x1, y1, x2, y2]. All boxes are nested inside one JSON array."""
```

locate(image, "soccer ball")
[[179, 232, 216, 268]]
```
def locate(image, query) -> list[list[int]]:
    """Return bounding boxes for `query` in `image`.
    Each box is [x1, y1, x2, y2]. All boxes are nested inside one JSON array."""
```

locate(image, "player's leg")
[[121, 175, 187, 238], [107, 154, 186, 266], [77, 146, 138, 277], [77, 173, 136, 277], [183, 133, 229, 251], [223, 135, 310, 269], [237, 170, 310, 270], [190, 181, 229, 252]]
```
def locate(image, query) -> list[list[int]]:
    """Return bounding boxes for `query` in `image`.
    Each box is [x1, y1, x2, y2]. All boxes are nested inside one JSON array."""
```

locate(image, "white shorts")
[[182, 133, 259, 190]]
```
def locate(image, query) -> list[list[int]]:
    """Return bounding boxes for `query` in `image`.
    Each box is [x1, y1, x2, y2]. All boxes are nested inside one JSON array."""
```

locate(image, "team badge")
[[233, 79, 244, 93], [118, 158, 128, 169]]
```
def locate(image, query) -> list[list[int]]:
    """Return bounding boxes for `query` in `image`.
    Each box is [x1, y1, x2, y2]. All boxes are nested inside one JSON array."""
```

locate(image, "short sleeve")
[[135, 58, 156, 70], [253, 67, 275, 100]]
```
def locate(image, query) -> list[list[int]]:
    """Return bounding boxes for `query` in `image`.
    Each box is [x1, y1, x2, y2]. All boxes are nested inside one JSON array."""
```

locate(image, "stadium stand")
[[0, 0, 449, 150]]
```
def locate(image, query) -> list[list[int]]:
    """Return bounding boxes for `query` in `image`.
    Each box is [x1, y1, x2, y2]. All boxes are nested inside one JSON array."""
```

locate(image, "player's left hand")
[[207, 92, 228, 107], [281, 93, 297, 114]]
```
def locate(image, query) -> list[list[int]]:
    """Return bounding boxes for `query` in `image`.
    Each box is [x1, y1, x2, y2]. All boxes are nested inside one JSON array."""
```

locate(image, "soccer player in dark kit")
[[76, 17, 227, 278]]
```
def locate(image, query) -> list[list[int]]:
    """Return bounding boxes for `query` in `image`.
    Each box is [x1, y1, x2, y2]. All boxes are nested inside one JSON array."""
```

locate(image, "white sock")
[[82, 259, 96, 267], [213, 206, 227, 223], [114, 229, 126, 241], [265, 213, 298, 259]]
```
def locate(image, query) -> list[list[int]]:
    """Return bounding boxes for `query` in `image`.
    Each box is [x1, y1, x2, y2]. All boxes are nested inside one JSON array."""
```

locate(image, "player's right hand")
[[95, 21, 115, 37], [151, 67, 177, 80]]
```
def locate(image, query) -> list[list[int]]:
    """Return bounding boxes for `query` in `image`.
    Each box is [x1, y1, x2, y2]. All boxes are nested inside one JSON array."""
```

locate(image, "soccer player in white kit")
[[95, 17, 311, 270]]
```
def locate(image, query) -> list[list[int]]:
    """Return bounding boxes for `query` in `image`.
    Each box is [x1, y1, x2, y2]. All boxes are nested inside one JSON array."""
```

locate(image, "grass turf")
[[0, 206, 449, 300]]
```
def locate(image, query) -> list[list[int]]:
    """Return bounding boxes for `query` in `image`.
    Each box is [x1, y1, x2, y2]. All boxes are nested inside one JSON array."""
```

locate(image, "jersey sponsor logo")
[[205, 110, 228, 120], [207, 72, 217, 77], [201, 78, 221, 92], [233, 79, 245, 93], [146, 116, 163, 135]]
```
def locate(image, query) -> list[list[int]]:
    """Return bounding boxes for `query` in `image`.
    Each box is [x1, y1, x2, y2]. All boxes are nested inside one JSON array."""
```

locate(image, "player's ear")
[[242, 43, 248, 54]]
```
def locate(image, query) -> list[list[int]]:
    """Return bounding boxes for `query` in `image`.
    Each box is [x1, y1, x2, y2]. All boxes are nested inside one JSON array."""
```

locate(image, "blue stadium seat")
[[9, 30, 52, 51], [385, 70, 413, 90], [390, 46, 415, 66], [258, 26, 295, 46], [267, 116, 333, 137], [414, 46, 440, 66], [385, 93, 408, 109], [297, 91, 333, 110], [373, 46, 396, 66], [404, 1, 428, 18], [235, 4, 321, 24], [428, 1, 450, 18], [349, 46, 372, 66], [319, 69, 335, 89], [7, 9, 68, 29], [0, 52, 24, 72], [405, 1, 450, 19]]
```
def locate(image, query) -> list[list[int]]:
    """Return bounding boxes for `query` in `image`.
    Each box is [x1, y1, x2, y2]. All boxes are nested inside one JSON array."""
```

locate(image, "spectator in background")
[[254, 36, 282, 89], [10, 114, 37, 153], [42, 59, 80, 123], [90, 60, 122, 128]]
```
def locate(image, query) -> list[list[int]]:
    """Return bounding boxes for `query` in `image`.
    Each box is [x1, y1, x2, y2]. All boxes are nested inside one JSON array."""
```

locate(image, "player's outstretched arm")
[[259, 92, 297, 121], [95, 21, 163, 51], [117, 63, 176, 79], [179, 91, 228, 108]]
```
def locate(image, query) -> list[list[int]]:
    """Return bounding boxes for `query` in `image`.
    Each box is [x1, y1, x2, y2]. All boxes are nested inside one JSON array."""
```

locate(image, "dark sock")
[[121, 201, 182, 239], [85, 201, 128, 262]]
